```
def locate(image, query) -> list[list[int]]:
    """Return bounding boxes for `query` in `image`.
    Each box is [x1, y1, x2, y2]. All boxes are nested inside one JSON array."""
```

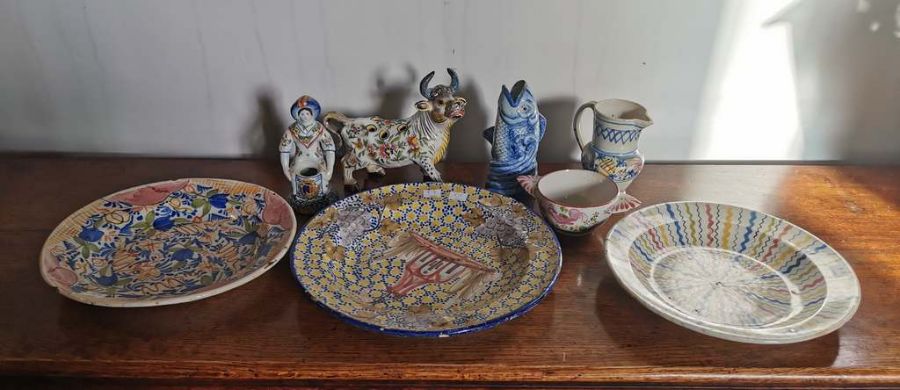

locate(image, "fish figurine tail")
[[482, 126, 495, 144], [516, 175, 541, 196]]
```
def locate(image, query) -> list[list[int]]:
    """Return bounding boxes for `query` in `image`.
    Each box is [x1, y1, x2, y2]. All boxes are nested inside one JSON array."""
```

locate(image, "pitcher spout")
[[593, 99, 653, 129]]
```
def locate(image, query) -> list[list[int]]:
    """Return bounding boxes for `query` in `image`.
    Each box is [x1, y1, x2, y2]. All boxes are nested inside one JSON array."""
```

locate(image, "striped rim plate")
[[605, 201, 860, 344]]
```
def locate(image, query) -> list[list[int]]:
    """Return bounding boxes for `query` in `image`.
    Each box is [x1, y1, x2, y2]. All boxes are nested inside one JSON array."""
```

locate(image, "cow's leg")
[[414, 158, 443, 182], [342, 156, 358, 187], [365, 164, 385, 175]]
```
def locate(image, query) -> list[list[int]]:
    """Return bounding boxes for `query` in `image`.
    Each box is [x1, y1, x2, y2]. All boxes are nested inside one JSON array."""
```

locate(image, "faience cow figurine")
[[323, 69, 467, 187]]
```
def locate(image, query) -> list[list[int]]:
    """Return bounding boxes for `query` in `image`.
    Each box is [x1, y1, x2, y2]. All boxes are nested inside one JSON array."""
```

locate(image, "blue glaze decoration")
[[484, 81, 546, 197]]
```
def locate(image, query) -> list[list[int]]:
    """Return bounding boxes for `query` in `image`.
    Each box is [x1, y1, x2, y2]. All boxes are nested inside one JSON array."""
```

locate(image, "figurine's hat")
[[290, 95, 321, 120]]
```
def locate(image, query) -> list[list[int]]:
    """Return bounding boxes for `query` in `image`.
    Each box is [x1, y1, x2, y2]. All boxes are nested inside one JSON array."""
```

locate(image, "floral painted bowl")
[[518, 169, 639, 235], [605, 202, 861, 344], [40, 179, 296, 307], [292, 182, 562, 337]]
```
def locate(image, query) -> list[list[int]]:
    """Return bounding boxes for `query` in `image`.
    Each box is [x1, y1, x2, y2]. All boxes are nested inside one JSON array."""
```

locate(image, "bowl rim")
[[535, 169, 619, 209], [290, 182, 564, 337], [39, 178, 298, 308], [604, 200, 861, 344]]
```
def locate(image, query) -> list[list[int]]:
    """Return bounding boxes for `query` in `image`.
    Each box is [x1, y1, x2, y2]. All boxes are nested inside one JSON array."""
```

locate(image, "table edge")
[[3, 360, 900, 386]]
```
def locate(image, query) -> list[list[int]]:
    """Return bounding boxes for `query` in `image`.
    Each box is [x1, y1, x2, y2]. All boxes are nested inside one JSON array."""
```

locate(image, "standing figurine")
[[323, 69, 467, 188], [279, 95, 337, 214], [484, 80, 546, 198]]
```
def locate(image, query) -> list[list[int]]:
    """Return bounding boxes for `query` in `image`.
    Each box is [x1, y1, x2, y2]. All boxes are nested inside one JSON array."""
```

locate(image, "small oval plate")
[[292, 182, 562, 337], [605, 201, 861, 344], [40, 178, 296, 307]]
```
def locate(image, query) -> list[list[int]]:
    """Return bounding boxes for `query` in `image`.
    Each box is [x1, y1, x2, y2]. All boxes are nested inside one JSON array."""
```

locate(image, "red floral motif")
[[378, 143, 399, 159], [262, 191, 292, 229], [109, 179, 189, 206], [407, 135, 420, 151], [43, 255, 77, 286], [546, 206, 583, 225]]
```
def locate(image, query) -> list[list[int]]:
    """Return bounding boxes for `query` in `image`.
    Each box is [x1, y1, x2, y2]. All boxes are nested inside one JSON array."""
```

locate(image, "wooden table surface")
[[1, 155, 898, 388]]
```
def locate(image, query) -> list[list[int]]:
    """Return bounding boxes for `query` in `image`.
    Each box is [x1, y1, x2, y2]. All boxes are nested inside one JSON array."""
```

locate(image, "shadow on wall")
[[447, 81, 490, 163], [242, 87, 285, 166], [371, 64, 417, 120], [537, 97, 579, 163], [243, 66, 424, 164], [768, 0, 900, 163]]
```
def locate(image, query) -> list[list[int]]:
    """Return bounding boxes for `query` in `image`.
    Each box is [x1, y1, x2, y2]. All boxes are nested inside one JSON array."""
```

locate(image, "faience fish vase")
[[483, 80, 546, 198]]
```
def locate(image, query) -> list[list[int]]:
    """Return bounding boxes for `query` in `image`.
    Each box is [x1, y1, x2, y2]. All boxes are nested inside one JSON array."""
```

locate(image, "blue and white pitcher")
[[574, 99, 652, 204]]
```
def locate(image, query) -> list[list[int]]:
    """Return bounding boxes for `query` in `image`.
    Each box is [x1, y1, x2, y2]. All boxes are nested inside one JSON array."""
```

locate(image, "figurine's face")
[[298, 109, 314, 125], [428, 89, 467, 123]]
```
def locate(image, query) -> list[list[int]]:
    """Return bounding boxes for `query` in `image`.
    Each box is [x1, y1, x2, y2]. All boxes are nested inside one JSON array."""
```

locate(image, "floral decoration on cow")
[[323, 69, 468, 187]]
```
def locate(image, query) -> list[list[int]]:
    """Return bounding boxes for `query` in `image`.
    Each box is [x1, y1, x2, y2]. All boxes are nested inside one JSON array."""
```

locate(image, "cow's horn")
[[447, 68, 459, 93], [419, 71, 435, 98]]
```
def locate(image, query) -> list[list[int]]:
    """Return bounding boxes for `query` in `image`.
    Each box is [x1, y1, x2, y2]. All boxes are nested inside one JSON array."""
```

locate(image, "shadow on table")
[[55, 260, 296, 348], [290, 281, 558, 364], [594, 273, 840, 368]]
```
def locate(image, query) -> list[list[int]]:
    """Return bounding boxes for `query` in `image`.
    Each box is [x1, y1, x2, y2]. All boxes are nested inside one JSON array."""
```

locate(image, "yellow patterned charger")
[[291, 182, 562, 337]]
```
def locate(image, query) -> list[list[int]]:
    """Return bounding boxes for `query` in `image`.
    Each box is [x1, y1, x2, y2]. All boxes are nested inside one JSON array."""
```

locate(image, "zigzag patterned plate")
[[605, 202, 860, 344]]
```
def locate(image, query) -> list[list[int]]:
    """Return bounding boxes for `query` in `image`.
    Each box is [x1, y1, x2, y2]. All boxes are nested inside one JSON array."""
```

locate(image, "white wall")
[[1, 0, 898, 162]]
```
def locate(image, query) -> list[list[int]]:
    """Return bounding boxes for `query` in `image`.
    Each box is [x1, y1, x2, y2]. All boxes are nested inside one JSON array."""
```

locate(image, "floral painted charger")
[[40, 179, 296, 307], [292, 182, 562, 337], [605, 201, 861, 344]]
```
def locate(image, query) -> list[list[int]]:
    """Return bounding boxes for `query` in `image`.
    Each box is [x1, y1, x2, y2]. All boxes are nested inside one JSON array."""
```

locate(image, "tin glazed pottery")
[[40, 179, 297, 307], [291, 182, 562, 337], [323, 69, 467, 187], [517, 170, 638, 235], [280, 95, 338, 214], [605, 201, 861, 344], [574, 99, 652, 204], [484, 80, 546, 198]]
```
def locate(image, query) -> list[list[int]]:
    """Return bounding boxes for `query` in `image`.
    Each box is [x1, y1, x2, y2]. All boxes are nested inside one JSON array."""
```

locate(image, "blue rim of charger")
[[288, 182, 563, 337]]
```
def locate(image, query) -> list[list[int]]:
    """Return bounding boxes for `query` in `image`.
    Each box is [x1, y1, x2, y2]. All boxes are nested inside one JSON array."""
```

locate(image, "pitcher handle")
[[573, 101, 596, 150]]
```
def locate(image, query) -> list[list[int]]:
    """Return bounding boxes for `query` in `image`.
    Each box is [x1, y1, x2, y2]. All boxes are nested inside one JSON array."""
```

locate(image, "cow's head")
[[416, 68, 467, 124]]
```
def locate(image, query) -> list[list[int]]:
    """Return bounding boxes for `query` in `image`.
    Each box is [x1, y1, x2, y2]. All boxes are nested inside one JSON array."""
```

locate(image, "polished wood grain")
[[1, 155, 899, 388]]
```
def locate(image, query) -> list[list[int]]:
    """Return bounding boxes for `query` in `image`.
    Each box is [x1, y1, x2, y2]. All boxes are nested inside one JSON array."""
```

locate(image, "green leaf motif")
[[191, 198, 205, 208], [80, 246, 90, 259], [199, 275, 213, 286]]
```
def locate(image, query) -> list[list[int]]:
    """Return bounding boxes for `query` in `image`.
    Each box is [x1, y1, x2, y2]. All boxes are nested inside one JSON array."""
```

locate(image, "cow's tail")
[[321, 111, 347, 151]]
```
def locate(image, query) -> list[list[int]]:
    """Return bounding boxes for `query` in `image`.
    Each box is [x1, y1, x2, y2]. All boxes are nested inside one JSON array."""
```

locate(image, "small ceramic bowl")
[[518, 169, 638, 235]]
